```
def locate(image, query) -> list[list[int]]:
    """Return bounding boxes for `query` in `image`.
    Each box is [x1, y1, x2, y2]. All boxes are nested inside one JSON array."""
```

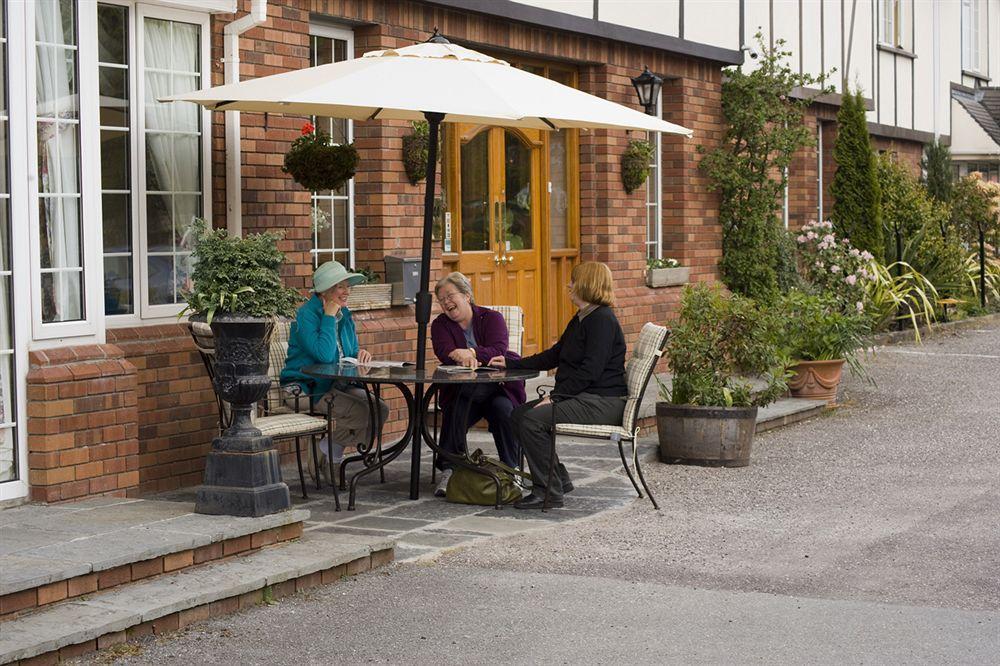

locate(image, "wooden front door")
[[450, 126, 543, 356]]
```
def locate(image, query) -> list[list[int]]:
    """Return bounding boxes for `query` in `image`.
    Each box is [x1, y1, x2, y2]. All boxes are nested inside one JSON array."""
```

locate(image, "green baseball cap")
[[313, 261, 367, 293]]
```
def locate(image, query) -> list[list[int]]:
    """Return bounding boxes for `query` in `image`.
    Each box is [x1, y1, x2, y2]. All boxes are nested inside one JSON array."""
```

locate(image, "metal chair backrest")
[[621, 323, 670, 435], [267, 319, 293, 410], [482, 305, 524, 356]]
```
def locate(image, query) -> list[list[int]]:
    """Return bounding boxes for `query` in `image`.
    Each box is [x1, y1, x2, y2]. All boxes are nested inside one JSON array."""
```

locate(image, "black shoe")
[[514, 493, 563, 510]]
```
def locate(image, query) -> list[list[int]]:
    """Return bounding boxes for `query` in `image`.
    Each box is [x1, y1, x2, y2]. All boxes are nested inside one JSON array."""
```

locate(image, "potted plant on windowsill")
[[345, 267, 393, 311], [775, 290, 871, 404], [646, 257, 690, 288], [656, 284, 788, 467], [181, 219, 301, 517]]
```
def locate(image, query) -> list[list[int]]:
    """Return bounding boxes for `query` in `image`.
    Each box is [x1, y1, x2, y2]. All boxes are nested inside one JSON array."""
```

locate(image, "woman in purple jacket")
[[430, 272, 526, 497]]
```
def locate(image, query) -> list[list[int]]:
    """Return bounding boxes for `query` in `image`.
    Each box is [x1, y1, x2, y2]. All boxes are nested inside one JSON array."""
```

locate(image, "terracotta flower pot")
[[788, 359, 845, 403]]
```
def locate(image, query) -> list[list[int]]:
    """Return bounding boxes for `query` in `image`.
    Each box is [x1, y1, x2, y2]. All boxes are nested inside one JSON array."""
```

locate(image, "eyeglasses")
[[437, 290, 464, 305]]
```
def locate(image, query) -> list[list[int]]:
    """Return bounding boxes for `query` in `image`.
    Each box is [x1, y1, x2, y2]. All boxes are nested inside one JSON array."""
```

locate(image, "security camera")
[[748, 49, 759, 60]]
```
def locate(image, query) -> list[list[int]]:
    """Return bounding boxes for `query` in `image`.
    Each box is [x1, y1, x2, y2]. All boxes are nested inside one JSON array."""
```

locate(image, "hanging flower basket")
[[402, 121, 429, 185], [283, 122, 359, 192], [621, 139, 654, 194]]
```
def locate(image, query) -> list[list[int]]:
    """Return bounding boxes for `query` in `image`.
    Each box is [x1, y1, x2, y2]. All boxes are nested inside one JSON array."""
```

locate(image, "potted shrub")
[[775, 290, 870, 403], [656, 284, 788, 467], [345, 266, 393, 311], [181, 219, 301, 516], [645, 257, 690, 288], [283, 122, 359, 192]]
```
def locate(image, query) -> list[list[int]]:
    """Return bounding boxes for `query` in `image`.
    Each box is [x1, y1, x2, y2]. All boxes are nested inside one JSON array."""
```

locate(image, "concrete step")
[[0, 498, 309, 620], [0, 532, 394, 665]]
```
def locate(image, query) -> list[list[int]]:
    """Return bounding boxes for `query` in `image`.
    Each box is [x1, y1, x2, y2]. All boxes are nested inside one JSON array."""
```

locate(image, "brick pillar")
[[661, 73, 723, 283], [27, 345, 139, 502], [789, 112, 820, 231], [577, 64, 648, 291]]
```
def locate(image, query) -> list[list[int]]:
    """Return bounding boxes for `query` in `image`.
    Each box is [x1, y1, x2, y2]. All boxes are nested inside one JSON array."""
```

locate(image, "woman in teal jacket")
[[281, 261, 388, 484]]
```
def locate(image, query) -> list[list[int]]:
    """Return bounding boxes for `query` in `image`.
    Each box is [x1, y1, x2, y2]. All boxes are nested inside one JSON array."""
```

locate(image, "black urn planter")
[[195, 314, 291, 517], [656, 403, 758, 467]]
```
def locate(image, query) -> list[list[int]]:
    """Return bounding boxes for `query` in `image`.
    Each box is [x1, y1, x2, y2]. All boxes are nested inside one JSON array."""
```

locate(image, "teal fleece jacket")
[[280, 294, 359, 401]]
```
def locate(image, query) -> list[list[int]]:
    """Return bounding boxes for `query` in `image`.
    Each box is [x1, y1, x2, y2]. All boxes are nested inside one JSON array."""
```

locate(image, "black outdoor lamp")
[[631, 66, 663, 116]]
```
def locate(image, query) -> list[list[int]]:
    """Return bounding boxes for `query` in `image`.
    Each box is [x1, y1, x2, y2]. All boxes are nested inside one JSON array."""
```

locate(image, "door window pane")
[[460, 131, 490, 252], [548, 130, 568, 249], [503, 131, 532, 251], [0, 0, 17, 484]]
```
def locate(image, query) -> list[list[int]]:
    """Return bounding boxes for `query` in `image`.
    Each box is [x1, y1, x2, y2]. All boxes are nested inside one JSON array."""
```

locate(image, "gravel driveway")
[[85, 320, 1000, 665]]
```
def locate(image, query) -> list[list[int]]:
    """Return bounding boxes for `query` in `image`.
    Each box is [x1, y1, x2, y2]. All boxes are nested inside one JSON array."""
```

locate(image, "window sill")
[[877, 43, 916, 59], [962, 69, 991, 82]]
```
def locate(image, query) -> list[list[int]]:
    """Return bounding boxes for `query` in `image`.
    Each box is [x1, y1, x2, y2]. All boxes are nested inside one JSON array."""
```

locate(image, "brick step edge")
[[0, 533, 395, 665], [1, 509, 311, 620]]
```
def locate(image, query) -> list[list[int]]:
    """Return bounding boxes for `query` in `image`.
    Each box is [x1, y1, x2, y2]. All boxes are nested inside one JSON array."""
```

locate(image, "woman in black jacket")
[[489, 261, 627, 509]]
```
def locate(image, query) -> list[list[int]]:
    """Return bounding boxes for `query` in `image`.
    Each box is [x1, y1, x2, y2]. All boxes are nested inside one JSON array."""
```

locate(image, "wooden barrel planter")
[[656, 403, 758, 467]]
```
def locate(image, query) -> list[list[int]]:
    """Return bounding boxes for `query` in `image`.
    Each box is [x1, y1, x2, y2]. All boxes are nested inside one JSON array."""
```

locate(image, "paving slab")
[[335, 515, 434, 531], [0, 555, 92, 596], [440, 515, 551, 535]]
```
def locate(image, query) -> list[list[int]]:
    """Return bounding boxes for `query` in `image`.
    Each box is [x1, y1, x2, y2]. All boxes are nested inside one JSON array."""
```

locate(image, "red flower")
[[301, 122, 315, 136]]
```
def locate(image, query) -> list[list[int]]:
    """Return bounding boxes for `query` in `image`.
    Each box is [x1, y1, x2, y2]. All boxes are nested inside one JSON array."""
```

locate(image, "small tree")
[[831, 89, 883, 262], [921, 138, 954, 205], [953, 173, 1000, 307], [699, 34, 830, 302]]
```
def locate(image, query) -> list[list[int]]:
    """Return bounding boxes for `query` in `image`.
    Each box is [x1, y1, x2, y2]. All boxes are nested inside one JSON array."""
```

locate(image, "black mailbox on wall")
[[384, 256, 421, 305]]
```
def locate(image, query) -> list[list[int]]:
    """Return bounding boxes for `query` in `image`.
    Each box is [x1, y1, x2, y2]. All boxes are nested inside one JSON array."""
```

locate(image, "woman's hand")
[[449, 348, 478, 368], [488, 355, 506, 368], [357, 349, 372, 364], [322, 295, 342, 318]]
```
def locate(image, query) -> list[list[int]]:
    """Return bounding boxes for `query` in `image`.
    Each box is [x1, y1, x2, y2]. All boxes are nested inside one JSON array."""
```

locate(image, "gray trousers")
[[285, 386, 388, 449], [511, 392, 626, 500]]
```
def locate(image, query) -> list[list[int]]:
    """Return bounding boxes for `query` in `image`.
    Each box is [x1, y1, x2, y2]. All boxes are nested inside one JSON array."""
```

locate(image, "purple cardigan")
[[430, 304, 527, 408]]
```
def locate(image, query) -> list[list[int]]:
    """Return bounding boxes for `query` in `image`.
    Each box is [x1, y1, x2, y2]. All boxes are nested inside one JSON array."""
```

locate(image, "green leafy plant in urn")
[[182, 219, 301, 516]]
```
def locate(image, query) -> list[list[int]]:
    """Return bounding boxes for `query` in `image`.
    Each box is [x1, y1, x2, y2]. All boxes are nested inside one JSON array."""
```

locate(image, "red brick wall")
[[26, 346, 139, 502]]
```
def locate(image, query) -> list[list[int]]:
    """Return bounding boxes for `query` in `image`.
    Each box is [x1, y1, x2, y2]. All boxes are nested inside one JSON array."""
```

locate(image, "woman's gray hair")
[[434, 272, 475, 303]]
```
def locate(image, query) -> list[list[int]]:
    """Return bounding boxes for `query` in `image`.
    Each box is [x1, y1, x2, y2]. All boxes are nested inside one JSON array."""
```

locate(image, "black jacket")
[[508, 305, 627, 398]]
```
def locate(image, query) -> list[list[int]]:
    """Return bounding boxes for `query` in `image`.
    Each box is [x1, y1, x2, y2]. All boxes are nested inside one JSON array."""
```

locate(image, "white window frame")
[[309, 23, 355, 269], [879, 0, 912, 51], [0, 0, 31, 501], [645, 91, 663, 261], [27, 0, 103, 342], [134, 3, 212, 322], [962, 0, 986, 75]]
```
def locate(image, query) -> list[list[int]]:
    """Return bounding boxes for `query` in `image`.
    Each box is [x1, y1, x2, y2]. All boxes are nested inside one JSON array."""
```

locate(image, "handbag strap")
[[468, 449, 533, 481]]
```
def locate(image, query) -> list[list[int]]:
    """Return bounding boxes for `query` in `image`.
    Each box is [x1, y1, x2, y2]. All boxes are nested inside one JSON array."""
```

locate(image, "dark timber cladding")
[[423, 0, 743, 65]]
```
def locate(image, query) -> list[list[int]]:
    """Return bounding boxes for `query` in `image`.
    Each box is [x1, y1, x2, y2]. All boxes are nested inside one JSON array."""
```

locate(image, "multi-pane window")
[[646, 94, 663, 260], [36, 0, 84, 323], [143, 17, 202, 309], [95, 4, 205, 320], [880, 0, 912, 51], [0, 0, 17, 483], [956, 162, 1000, 183], [99, 3, 132, 314], [309, 29, 353, 268], [962, 0, 985, 73]]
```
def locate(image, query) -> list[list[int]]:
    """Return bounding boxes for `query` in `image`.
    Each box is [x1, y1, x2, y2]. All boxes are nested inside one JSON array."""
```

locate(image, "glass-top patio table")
[[301, 363, 539, 510]]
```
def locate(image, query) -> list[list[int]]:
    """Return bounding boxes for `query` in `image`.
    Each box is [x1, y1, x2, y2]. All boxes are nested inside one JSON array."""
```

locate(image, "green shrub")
[[182, 219, 301, 323], [921, 138, 953, 204], [661, 284, 788, 408], [774, 290, 871, 377], [402, 120, 429, 185], [698, 34, 829, 303], [831, 89, 883, 262]]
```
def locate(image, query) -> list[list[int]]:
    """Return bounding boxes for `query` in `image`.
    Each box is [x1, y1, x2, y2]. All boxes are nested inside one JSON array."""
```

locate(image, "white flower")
[[849, 248, 861, 257], [815, 261, 824, 269], [822, 234, 836, 244], [861, 250, 874, 261], [822, 220, 833, 229], [797, 235, 807, 243], [856, 301, 865, 312], [830, 265, 841, 273], [845, 274, 857, 285]]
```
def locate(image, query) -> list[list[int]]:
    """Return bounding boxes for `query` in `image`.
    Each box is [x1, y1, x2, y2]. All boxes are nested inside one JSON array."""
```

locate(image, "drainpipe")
[[932, 0, 941, 138], [223, 0, 268, 237]]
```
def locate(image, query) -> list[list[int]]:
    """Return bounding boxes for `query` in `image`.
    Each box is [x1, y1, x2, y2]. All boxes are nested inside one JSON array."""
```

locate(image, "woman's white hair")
[[434, 272, 475, 303]]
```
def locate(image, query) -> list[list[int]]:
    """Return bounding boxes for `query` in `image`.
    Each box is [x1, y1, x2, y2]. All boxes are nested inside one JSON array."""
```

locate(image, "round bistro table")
[[301, 363, 539, 510]]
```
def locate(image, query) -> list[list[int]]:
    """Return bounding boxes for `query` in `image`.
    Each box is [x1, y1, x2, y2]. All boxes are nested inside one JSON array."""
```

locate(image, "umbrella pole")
[[410, 111, 444, 499]]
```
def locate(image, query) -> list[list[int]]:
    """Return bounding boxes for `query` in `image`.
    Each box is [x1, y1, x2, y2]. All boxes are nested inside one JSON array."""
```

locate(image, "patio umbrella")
[[164, 32, 691, 374]]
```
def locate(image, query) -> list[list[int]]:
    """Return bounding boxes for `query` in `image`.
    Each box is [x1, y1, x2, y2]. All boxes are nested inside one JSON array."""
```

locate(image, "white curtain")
[[35, 0, 82, 322]]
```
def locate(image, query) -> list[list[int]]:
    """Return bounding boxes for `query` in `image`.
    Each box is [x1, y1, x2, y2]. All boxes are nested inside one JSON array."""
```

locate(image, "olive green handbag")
[[445, 449, 532, 506]]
